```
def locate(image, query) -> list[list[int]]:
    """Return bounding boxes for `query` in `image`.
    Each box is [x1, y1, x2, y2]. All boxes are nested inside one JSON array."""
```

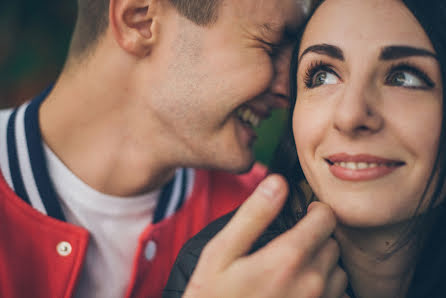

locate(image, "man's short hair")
[[169, 0, 221, 25], [69, 0, 221, 58]]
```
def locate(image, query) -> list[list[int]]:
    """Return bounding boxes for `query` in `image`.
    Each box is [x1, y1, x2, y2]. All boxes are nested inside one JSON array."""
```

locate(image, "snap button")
[[145, 241, 157, 261], [57, 241, 72, 257]]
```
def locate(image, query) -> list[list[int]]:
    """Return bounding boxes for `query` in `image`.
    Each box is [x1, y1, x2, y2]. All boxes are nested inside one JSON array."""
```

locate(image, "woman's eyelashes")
[[385, 62, 435, 90], [300, 60, 435, 90], [302, 60, 340, 89]]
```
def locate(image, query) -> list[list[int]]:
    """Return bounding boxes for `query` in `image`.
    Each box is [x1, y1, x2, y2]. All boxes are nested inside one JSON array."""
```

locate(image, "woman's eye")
[[386, 71, 425, 88], [302, 62, 340, 89], [311, 70, 339, 87], [385, 64, 435, 89]]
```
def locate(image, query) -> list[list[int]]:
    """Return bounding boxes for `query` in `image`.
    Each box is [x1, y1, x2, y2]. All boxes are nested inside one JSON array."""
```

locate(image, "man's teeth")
[[237, 107, 261, 128], [333, 162, 398, 170]]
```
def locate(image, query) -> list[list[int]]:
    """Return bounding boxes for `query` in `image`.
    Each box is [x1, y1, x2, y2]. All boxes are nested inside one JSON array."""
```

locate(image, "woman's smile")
[[325, 153, 405, 181]]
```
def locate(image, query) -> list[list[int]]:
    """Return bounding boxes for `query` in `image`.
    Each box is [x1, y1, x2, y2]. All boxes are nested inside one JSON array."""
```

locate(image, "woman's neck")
[[334, 223, 417, 298]]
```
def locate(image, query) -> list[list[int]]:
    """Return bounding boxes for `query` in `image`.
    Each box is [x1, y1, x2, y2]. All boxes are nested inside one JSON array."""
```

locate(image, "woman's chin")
[[316, 198, 410, 230]]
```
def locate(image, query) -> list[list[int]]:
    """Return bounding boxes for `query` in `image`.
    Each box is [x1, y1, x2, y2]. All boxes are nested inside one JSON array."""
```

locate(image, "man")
[[0, 0, 305, 297]]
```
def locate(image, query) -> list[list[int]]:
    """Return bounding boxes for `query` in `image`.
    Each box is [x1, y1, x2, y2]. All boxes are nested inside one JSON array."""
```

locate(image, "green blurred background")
[[0, 1, 287, 165]]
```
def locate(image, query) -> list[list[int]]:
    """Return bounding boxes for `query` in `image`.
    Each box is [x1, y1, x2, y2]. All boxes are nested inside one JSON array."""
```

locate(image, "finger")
[[257, 201, 337, 266], [310, 237, 341, 280], [322, 266, 348, 298], [203, 174, 289, 269]]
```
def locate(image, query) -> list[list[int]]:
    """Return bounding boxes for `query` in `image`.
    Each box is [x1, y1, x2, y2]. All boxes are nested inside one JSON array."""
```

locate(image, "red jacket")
[[0, 164, 266, 298]]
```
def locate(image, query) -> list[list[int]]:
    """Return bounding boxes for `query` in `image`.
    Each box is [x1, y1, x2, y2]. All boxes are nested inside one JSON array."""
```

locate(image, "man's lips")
[[325, 153, 405, 181], [236, 105, 271, 128], [235, 92, 289, 128]]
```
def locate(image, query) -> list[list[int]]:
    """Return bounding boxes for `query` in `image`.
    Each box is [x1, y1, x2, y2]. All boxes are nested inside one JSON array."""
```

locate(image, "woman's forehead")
[[300, 0, 435, 55]]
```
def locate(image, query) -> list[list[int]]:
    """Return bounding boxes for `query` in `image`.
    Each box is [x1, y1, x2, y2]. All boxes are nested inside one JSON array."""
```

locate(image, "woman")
[[164, 0, 446, 297]]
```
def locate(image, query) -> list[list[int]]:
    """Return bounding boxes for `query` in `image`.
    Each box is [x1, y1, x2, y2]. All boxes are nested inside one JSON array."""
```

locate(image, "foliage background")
[[0, 1, 287, 165]]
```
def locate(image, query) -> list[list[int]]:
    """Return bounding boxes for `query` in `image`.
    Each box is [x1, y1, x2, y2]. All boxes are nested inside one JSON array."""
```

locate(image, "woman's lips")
[[325, 153, 405, 181]]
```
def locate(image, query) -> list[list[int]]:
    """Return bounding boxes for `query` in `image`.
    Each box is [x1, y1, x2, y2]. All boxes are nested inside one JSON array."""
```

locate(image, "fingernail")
[[307, 202, 315, 212], [259, 175, 281, 198]]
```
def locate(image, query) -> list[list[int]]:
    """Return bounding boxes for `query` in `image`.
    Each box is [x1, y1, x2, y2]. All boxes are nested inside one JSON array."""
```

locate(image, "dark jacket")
[[162, 211, 285, 298]]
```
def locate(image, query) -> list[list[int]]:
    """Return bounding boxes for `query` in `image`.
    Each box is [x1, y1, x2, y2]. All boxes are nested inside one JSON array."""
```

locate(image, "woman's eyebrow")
[[380, 46, 438, 60], [298, 44, 439, 63], [299, 44, 344, 62]]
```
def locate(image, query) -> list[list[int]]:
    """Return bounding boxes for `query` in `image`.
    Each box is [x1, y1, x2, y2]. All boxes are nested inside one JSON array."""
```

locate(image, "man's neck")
[[335, 223, 416, 298], [39, 51, 177, 197]]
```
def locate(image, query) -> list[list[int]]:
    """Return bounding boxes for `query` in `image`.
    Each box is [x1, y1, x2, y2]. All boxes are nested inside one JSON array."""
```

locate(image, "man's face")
[[144, 0, 305, 172]]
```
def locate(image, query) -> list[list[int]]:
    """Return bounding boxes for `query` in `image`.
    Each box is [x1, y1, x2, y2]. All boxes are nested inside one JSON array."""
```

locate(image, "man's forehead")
[[230, 0, 306, 26], [220, 0, 307, 43]]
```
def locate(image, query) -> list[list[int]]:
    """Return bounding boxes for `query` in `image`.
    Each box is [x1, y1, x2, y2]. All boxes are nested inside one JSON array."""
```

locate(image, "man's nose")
[[269, 47, 293, 108]]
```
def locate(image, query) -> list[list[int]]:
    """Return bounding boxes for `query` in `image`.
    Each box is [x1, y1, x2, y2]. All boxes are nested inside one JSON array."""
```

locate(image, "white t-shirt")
[[45, 145, 159, 298], [0, 96, 194, 298]]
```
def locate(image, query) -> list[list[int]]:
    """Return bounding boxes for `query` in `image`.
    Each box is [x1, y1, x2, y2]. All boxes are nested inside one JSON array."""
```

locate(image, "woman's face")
[[293, 0, 443, 227]]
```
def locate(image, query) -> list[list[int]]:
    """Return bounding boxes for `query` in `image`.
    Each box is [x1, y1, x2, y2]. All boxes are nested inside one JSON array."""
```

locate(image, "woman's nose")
[[333, 81, 384, 137]]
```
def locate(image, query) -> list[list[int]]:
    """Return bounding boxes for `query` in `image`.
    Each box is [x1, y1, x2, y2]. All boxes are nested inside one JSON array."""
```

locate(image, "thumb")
[[204, 174, 289, 269]]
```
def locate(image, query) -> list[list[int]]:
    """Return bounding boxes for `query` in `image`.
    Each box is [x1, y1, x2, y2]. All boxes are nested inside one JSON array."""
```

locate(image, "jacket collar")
[[2, 87, 194, 223]]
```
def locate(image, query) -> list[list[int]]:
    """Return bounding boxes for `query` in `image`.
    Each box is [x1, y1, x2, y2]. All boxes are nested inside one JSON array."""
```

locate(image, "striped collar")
[[0, 88, 194, 223]]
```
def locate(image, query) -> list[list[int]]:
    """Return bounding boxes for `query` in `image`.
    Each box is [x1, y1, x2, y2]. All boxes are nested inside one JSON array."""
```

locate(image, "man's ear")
[[109, 0, 161, 57]]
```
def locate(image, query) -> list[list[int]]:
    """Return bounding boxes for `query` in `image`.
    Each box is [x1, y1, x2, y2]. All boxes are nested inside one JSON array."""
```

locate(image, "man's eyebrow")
[[260, 22, 282, 36], [260, 22, 298, 44], [299, 44, 344, 62], [380, 45, 438, 60]]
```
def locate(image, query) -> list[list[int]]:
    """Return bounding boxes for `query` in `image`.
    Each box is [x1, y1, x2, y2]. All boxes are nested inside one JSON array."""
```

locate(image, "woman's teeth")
[[333, 162, 400, 170], [237, 107, 261, 128]]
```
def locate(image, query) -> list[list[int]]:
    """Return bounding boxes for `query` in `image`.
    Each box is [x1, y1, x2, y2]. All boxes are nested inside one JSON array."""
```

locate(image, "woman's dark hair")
[[269, 0, 446, 296]]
